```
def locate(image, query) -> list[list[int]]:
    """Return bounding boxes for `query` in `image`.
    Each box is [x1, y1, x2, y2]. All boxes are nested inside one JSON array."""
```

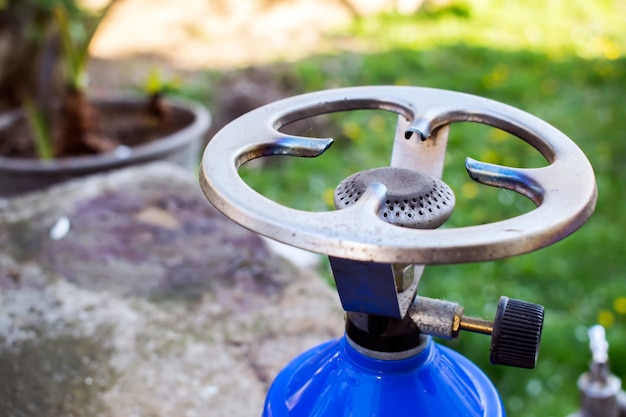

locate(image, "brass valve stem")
[[458, 316, 494, 335]]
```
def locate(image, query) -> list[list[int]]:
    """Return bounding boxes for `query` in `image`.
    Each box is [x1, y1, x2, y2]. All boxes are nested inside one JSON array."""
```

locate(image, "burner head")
[[334, 167, 455, 229]]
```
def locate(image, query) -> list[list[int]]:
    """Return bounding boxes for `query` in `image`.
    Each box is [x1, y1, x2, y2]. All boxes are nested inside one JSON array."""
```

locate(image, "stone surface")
[[0, 163, 343, 416]]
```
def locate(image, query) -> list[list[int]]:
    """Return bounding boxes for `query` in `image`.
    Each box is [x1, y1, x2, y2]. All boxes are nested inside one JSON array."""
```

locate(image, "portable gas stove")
[[199, 86, 597, 416]]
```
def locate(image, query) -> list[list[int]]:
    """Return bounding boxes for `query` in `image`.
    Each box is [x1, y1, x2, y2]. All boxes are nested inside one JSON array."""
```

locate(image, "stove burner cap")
[[334, 167, 455, 229]]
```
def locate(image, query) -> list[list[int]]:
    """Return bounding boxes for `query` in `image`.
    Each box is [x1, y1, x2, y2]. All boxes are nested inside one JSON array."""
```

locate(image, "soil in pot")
[[0, 100, 194, 159], [0, 98, 210, 197]]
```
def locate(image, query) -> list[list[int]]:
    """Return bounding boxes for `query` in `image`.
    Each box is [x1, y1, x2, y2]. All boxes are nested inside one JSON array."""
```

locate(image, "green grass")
[[210, 1, 626, 416]]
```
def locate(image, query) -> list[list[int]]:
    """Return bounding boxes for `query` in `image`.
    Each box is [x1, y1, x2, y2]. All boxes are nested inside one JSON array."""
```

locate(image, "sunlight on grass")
[[346, 0, 625, 61]]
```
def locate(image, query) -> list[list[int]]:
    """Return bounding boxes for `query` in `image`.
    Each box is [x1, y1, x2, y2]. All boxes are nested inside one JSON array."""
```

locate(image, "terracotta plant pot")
[[0, 97, 211, 197]]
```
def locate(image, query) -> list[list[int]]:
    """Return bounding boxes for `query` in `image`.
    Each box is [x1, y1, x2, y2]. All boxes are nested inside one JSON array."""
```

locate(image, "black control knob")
[[490, 296, 545, 369]]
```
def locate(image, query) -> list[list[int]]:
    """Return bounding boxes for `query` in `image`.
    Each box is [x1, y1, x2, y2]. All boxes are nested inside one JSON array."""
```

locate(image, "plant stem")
[[22, 95, 53, 160]]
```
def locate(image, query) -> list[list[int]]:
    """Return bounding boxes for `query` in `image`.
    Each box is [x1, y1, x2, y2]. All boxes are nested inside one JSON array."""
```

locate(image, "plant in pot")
[[0, 0, 211, 197]]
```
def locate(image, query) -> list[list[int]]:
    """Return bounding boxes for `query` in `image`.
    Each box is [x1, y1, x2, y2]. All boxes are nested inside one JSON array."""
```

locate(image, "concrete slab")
[[0, 162, 343, 416]]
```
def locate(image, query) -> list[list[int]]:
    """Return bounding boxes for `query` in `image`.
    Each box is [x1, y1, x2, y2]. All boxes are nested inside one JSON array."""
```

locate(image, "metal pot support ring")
[[200, 86, 597, 265]]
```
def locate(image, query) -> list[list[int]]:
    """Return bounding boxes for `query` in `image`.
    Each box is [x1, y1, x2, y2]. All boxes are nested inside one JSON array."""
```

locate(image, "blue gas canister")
[[264, 336, 504, 417]]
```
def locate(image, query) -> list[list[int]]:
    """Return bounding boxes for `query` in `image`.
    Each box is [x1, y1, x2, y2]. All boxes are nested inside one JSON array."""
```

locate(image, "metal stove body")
[[199, 86, 597, 416]]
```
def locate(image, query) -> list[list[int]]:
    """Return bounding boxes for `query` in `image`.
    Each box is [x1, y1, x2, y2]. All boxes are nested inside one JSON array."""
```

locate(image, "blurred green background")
[[206, 1, 626, 416]]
